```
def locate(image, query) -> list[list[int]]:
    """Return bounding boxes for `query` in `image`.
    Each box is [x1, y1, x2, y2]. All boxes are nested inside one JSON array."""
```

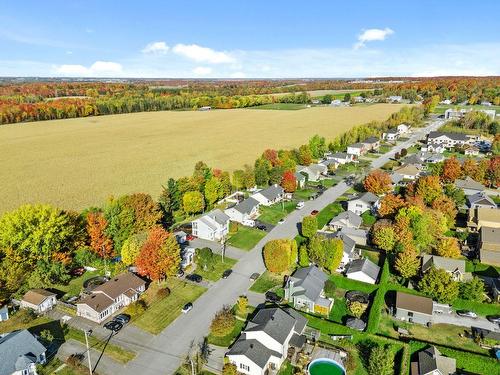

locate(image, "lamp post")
[[84, 329, 93, 375]]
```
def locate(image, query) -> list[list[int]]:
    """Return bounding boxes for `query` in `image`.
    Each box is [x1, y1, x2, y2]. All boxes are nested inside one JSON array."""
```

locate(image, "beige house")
[[20, 289, 57, 313], [421, 255, 468, 282], [77, 272, 146, 323], [467, 207, 500, 232], [479, 226, 500, 266]]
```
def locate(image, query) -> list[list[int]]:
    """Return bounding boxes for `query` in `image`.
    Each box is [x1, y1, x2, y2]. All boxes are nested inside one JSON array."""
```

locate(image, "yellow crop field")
[[0, 104, 406, 212]]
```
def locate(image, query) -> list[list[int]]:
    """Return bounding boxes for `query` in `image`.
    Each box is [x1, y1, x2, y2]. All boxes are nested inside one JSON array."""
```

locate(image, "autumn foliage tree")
[[123, 193, 162, 233], [210, 306, 236, 337], [371, 220, 396, 252], [263, 239, 298, 273], [363, 170, 392, 195], [136, 227, 181, 282], [378, 194, 406, 218], [395, 246, 420, 279], [86, 211, 114, 258], [431, 195, 457, 228], [183, 191, 205, 215], [442, 157, 462, 183], [434, 236, 461, 258], [281, 170, 297, 193]]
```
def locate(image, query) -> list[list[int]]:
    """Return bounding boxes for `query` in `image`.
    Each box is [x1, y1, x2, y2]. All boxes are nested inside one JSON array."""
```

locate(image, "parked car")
[[456, 310, 477, 319], [222, 269, 233, 279], [486, 315, 500, 324], [186, 274, 203, 283], [296, 201, 305, 209], [186, 234, 195, 241], [242, 219, 255, 227], [310, 210, 319, 216], [277, 219, 285, 225], [70, 267, 86, 277], [182, 302, 193, 313], [113, 314, 130, 325], [176, 269, 185, 277], [265, 291, 282, 303], [256, 224, 267, 231], [104, 320, 123, 332], [250, 272, 260, 281]]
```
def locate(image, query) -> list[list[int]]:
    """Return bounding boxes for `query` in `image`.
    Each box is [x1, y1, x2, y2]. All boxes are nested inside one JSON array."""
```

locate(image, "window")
[[240, 363, 250, 372], [407, 312, 413, 317]]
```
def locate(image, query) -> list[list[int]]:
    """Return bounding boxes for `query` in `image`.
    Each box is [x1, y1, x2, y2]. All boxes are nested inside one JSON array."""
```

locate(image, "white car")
[[242, 219, 255, 227], [296, 201, 305, 209], [182, 302, 193, 313]]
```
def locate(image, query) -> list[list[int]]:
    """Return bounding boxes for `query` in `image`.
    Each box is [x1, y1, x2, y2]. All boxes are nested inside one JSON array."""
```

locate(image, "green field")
[[0, 104, 407, 212], [433, 104, 500, 114], [227, 226, 267, 250], [195, 256, 237, 281]]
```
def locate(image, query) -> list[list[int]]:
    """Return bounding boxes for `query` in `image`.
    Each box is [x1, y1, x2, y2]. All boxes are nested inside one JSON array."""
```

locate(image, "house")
[[382, 128, 399, 141], [397, 123, 410, 134], [324, 152, 354, 165], [76, 272, 146, 323], [295, 172, 307, 188], [440, 99, 452, 105], [226, 307, 307, 375], [467, 192, 497, 209], [345, 258, 380, 284], [354, 96, 364, 103], [284, 266, 333, 315], [421, 142, 446, 154], [481, 101, 492, 106], [388, 95, 403, 103], [180, 247, 196, 269], [427, 131, 471, 148], [478, 226, 500, 266], [424, 153, 445, 164], [395, 291, 433, 326], [467, 207, 500, 231], [339, 227, 368, 246], [455, 176, 485, 196], [392, 164, 422, 181], [443, 108, 495, 120], [225, 197, 260, 224], [421, 255, 468, 282], [464, 145, 480, 156], [347, 192, 379, 215], [326, 231, 359, 269], [296, 164, 328, 182], [20, 289, 57, 313], [347, 142, 367, 156], [0, 306, 9, 322], [411, 346, 456, 375], [363, 136, 380, 151], [251, 185, 284, 206], [198, 106, 211, 111], [328, 210, 362, 231], [0, 330, 47, 375], [191, 209, 230, 241], [330, 99, 342, 106]]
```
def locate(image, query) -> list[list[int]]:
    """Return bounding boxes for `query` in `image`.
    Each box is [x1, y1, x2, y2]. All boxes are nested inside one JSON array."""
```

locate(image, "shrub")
[[237, 295, 248, 315], [156, 287, 171, 298], [229, 221, 239, 234], [210, 306, 236, 337], [128, 299, 147, 316], [222, 363, 238, 375], [301, 215, 318, 238], [324, 279, 336, 298], [348, 301, 367, 318]]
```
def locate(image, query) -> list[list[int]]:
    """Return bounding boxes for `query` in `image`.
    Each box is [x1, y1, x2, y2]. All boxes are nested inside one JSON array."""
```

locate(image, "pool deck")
[[311, 347, 346, 365]]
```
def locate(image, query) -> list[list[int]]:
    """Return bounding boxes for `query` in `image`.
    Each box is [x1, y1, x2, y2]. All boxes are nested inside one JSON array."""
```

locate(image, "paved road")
[[433, 312, 499, 331], [122, 120, 444, 375]]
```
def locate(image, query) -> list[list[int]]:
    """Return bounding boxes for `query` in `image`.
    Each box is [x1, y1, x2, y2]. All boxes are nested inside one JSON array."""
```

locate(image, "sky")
[[1, 0, 499, 78]]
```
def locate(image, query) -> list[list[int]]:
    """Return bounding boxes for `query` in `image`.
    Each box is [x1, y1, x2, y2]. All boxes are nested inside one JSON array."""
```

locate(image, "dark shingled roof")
[[396, 291, 433, 316], [417, 346, 456, 375], [0, 330, 46, 375], [233, 197, 260, 215], [428, 131, 469, 141], [254, 185, 284, 201], [227, 336, 282, 368], [288, 266, 328, 303], [245, 308, 304, 345]]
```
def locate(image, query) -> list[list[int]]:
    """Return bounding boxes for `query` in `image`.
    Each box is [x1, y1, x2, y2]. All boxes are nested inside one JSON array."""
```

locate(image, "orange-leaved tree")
[[363, 170, 392, 195], [281, 170, 297, 193], [86, 211, 114, 258]]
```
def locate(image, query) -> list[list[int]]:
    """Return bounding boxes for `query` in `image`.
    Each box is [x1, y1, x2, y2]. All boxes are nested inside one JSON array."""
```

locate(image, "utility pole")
[[84, 329, 93, 375], [220, 235, 226, 263]]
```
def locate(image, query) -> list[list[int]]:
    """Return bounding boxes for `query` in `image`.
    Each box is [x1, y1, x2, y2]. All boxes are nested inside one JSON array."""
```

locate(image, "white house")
[[20, 289, 57, 313], [180, 247, 196, 269], [296, 164, 328, 182], [251, 185, 284, 206], [345, 258, 380, 284], [347, 143, 367, 157], [388, 95, 403, 103], [421, 142, 446, 154], [382, 128, 399, 141], [392, 164, 422, 181], [76, 272, 146, 323], [467, 192, 497, 209], [226, 307, 307, 375], [324, 152, 354, 165], [481, 101, 492, 106], [444, 108, 496, 120], [0, 329, 47, 375], [192, 209, 230, 241], [427, 131, 471, 148], [225, 197, 260, 224], [330, 99, 342, 106], [397, 123, 410, 134], [440, 99, 452, 105], [347, 192, 379, 215]]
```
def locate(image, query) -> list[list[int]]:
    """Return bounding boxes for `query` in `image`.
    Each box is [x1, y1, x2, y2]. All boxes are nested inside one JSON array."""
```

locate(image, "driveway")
[[433, 312, 500, 331], [121, 119, 444, 375], [187, 237, 247, 260]]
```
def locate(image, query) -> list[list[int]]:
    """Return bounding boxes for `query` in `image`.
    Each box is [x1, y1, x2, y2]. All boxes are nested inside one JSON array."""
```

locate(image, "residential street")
[[433, 312, 499, 331], [121, 119, 443, 375]]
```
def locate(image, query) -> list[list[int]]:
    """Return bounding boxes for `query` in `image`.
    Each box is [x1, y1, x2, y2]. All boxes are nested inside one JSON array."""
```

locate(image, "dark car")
[[182, 302, 193, 313], [486, 315, 500, 324], [113, 314, 130, 325], [186, 274, 203, 283], [70, 267, 86, 277], [256, 224, 267, 231], [104, 320, 123, 332], [250, 272, 260, 281], [265, 291, 282, 303], [310, 210, 319, 216], [222, 269, 233, 279], [176, 269, 185, 277]]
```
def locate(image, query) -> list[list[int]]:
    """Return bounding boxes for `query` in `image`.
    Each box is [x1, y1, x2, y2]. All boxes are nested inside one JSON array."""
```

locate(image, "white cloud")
[[54, 61, 123, 76], [354, 28, 394, 49], [229, 71, 246, 78], [172, 43, 235, 63], [192, 66, 212, 76], [142, 41, 169, 55]]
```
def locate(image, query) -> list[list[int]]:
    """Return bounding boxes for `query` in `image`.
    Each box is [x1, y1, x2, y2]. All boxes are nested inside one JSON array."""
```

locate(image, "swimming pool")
[[308, 358, 346, 375]]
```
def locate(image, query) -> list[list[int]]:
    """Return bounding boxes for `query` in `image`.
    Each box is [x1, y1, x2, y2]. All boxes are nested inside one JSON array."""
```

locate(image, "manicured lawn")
[[227, 226, 267, 250], [293, 188, 316, 200], [0, 310, 52, 334], [208, 319, 246, 347], [451, 298, 500, 317], [361, 211, 376, 226], [258, 201, 296, 225], [250, 103, 307, 110], [52, 270, 101, 300], [195, 256, 237, 282], [130, 278, 206, 334], [329, 274, 378, 294], [277, 360, 294, 375], [379, 144, 392, 153], [361, 249, 381, 266], [329, 297, 349, 323], [465, 260, 500, 277], [316, 202, 343, 228], [249, 271, 284, 293]]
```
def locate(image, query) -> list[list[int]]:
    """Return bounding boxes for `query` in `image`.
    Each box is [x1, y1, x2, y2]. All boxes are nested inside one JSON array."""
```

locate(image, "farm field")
[[0, 104, 406, 212]]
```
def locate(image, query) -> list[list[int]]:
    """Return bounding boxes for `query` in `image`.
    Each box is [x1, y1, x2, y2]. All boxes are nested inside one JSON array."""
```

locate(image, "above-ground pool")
[[308, 358, 346, 375]]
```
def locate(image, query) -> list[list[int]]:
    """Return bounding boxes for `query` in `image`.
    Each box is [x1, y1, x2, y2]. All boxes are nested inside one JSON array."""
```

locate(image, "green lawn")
[[249, 271, 284, 293], [227, 226, 267, 250], [316, 202, 343, 228], [258, 201, 296, 225], [329, 274, 378, 294], [465, 260, 500, 277], [277, 360, 294, 375], [130, 278, 206, 334], [329, 297, 349, 323], [0, 310, 52, 334], [361, 211, 376, 226], [379, 144, 392, 153], [451, 298, 500, 317], [208, 319, 246, 347], [195, 256, 237, 282], [361, 249, 381, 266], [51, 270, 101, 300], [293, 188, 316, 200]]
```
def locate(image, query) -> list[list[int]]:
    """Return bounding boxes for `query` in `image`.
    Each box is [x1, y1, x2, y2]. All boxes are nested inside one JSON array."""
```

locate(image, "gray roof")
[[421, 255, 466, 275], [245, 307, 307, 345], [233, 197, 260, 215], [428, 131, 469, 141], [329, 152, 350, 159], [386, 128, 399, 134], [325, 231, 356, 255], [349, 142, 365, 149], [346, 258, 380, 281], [295, 172, 307, 181], [329, 210, 362, 228], [481, 226, 500, 244], [198, 209, 230, 229], [467, 192, 497, 208], [352, 192, 379, 204], [0, 330, 46, 375], [289, 266, 328, 302], [255, 185, 284, 201], [227, 337, 282, 368], [455, 177, 485, 192], [417, 346, 456, 375], [363, 136, 379, 144], [345, 317, 366, 330]]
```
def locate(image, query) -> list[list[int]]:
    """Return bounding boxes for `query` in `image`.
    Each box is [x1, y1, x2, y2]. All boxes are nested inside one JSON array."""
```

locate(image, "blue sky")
[[1, 0, 499, 78]]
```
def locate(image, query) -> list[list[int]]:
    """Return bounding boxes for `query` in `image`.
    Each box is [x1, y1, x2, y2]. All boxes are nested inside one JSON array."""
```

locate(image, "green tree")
[[415, 175, 443, 205], [308, 235, 343, 273], [254, 159, 271, 186], [121, 233, 146, 266], [298, 245, 310, 267], [196, 247, 214, 271], [301, 215, 318, 238], [204, 177, 222, 208], [104, 196, 135, 251], [183, 191, 205, 215], [308, 134, 327, 159], [232, 169, 245, 190], [459, 276, 485, 302], [394, 247, 420, 279], [298, 144, 313, 165], [222, 363, 239, 375], [371, 221, 396, 252], [419, 267, 459, 303], [343, 93, 351, 102], [368, 344, 394, 375]]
